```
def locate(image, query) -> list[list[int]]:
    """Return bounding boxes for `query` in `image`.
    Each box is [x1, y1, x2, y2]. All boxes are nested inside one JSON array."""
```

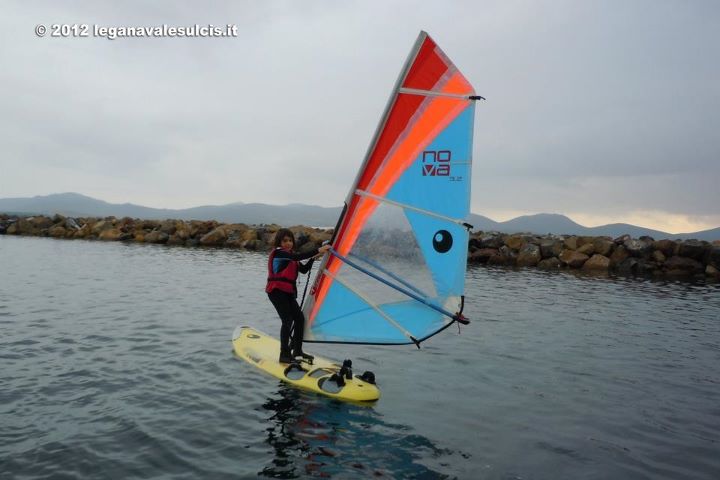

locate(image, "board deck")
[[232, 326, 380, 402]]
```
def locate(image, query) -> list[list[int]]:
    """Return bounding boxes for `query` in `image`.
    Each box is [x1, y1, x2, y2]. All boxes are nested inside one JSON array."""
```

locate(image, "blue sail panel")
[[385, 104, 475, 220], [308, 278, 450, 344], [310, 280, 408, 343]]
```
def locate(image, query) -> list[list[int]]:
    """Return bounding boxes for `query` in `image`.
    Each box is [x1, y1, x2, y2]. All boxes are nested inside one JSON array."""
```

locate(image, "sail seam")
[[355, 189, 467, 226], [399, 87, 472, 99], [322, 269, 417, 343]]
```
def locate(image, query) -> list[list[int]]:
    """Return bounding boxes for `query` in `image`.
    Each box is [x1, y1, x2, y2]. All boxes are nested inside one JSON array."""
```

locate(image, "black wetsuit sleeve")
[[298, 258, 314, 274]]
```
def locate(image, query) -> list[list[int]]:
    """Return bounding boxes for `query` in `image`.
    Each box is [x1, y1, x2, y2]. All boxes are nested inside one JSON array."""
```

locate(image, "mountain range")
[[1, 192, 718, 241]]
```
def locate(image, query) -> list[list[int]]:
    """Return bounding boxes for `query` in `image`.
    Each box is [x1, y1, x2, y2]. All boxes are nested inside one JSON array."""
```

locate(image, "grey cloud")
[[1, 0, 718, 224]]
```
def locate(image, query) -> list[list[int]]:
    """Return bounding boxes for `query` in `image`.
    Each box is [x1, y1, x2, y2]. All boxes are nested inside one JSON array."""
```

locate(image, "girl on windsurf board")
[[266, 228, 331, 363]]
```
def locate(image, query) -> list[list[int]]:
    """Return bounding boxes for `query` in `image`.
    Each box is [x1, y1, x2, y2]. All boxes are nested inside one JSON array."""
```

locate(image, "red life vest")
[[265, 247, 298, 295]]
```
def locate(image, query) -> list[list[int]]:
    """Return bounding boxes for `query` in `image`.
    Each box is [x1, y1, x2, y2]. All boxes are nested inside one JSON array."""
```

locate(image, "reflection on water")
[[259, 385, 453, 478]]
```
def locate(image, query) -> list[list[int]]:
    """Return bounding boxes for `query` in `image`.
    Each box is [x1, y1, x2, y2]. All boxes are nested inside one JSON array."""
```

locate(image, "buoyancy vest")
[[265, 247, 298, 295]]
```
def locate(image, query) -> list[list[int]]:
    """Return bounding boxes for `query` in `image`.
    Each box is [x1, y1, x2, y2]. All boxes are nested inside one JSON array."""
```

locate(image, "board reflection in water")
[[258, 385, 458, 478]]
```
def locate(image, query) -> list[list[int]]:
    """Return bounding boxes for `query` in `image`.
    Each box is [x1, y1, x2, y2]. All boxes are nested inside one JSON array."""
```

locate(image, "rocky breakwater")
[[469, 232, 720, 279], [3, 213, 719, 280], [0, 214, 332, 253]]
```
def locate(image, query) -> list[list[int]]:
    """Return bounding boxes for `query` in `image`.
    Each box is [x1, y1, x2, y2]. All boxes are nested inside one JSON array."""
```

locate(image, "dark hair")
[[273, 228, 295, 247]]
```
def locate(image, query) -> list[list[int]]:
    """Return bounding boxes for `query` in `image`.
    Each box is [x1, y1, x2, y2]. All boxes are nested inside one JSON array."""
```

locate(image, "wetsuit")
[[266, 247, 318, 358]]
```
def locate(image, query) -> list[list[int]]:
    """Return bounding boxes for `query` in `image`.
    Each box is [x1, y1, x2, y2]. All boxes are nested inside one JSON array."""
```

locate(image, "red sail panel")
[[402, 35, 449, 90]]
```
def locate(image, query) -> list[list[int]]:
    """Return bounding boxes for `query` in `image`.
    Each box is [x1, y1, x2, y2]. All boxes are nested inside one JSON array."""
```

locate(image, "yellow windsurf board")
[[232, 326, 380, 402]]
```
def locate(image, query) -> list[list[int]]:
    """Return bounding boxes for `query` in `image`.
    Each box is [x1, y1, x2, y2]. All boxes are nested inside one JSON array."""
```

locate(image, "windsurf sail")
[[302, 31, 480, 346]]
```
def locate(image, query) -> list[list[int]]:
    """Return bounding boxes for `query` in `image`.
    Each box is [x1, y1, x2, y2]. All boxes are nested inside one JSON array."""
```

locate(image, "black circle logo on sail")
[[432, 230, 453, 253]]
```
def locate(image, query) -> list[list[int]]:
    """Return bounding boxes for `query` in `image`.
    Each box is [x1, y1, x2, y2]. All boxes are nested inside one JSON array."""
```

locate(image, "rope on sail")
[[347, 252, 429, 298], [329, 248, 461, 323]]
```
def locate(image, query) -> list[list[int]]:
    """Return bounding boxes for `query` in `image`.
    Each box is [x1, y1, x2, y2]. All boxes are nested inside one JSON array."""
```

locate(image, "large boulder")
[[593, 238, 615, 257], [706, 265, 720, 278], [14, 217, 40, 235], [576, 236, 596, 248], [609, 245, 629, 267], [538, 257, 561, 269], [559, 249, 589, 268], [241, 229, 260, 245], [65, 217, 81, 230], [563, 236, 578, 250], [190, 220, 216, 238], [74, 223, 92, 239], [539, 239, 563, 259], [504, 235, 526, 251], [48, 225, 67, 238], [577, 243, 595, 256], [616, 257, 639, 274], [158, 220, 177, 235], [623, 237, 653, 257], [676, 240, 709, 261], [144, 231, 170, 244], [708, 246, 720, 268], [613, 234, 631, 245], [139, 219, 159, 230], [99, 228, 124, 241], [664, 256, 704, 275], [469, 248, 500, 264], [30, 216, 53, 230], [223, 224, 252, 248], [488, 245, 516, 266], [517, 244, 542, 267], [652, 239, 677, 257], [479, 233, 504, 249], [242, 239, 263, 251], [582, 254, 610, 271], [636, 258, 660, 275], [173, 222, 192, 241], [199, 227, 228, 246], [91, 220, 113, 236], [166, 234, 186, 246], [652, 250, 667, 263]]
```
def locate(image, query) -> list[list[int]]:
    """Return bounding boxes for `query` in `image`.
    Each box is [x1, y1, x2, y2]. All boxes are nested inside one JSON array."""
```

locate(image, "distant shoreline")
[[2, 192, 719, 241], [1, 213, 719, 280]]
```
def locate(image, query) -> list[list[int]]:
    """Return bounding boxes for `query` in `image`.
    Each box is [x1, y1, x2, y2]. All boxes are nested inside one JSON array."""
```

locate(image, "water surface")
[[1, 236, 719, 478]]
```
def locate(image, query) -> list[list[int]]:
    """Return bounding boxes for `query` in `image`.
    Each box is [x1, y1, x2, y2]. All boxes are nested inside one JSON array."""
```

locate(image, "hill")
[[1, 193, 718, 241]]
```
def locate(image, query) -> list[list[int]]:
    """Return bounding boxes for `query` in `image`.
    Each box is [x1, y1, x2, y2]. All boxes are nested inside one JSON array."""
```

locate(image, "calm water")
[[1, 235, 719, 479]]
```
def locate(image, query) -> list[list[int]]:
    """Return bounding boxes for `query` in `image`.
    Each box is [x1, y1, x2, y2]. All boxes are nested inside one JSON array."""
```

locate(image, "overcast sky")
[[2, 1, 718, 232]]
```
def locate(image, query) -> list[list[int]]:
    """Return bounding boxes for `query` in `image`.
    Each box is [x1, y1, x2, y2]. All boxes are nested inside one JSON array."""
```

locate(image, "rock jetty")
[[0, 214, 331, 253], [469, 231, 720, 279], [2, 214, 719, 279]]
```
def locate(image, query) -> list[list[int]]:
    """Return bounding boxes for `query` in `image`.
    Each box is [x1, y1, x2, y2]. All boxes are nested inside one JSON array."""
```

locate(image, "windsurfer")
[[266, 228, 330, 363]]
